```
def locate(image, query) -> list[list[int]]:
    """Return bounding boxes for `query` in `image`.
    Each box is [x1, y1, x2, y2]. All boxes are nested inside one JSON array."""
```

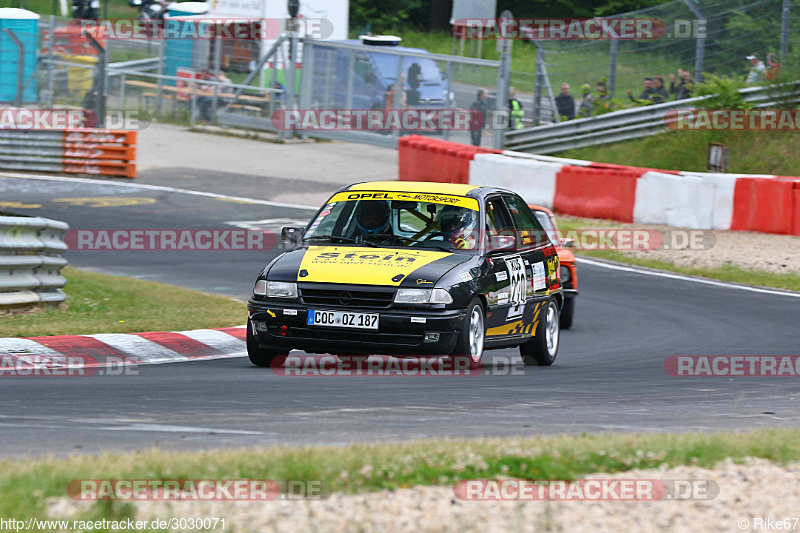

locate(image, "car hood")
[[267, 245, 471, 287]]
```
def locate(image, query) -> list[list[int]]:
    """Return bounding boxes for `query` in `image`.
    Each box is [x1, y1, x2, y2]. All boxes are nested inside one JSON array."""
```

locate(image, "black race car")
[[247, 181, 564, 368]]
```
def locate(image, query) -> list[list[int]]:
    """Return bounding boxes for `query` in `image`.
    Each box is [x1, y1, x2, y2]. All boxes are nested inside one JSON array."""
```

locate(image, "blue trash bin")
[[0, 8, 39, 103]]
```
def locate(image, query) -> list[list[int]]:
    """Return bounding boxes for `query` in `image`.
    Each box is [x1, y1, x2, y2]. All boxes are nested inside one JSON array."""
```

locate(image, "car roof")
[[337, 40, 431, 55]]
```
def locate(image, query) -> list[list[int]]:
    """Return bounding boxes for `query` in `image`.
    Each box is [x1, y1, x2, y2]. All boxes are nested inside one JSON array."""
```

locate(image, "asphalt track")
[[1, 173, 799, 457]]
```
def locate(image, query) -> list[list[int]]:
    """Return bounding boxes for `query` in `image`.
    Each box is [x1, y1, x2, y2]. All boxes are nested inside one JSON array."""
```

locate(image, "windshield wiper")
[[302, 235, 381, 248], [394, 236, 454, 253]]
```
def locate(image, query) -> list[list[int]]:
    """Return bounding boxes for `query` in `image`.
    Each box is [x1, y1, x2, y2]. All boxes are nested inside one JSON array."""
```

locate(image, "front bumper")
[[247, 299, 466, 355]]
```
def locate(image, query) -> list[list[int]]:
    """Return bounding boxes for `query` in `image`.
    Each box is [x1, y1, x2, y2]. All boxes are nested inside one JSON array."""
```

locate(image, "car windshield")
[[303, 192, 480, 252], [533, 210, 559, 246], [371, 54, 444, 83]]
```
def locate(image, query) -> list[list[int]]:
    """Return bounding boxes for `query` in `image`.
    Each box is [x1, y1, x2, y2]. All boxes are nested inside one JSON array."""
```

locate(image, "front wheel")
[[449, 298, 485, 370], [520, 298, 560, 366], [247, 319, 287, 367]]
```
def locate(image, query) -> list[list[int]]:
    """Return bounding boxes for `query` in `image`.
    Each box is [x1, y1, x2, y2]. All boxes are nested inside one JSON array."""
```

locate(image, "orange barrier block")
[[62, 145, 136, 160], [731, 177, 795, 234], [398, 136, 500, 184], [63, 160, 136, 179], [794, 182, 800, 236], [554, 166, 639, 222], [63, 129, 137, 145]]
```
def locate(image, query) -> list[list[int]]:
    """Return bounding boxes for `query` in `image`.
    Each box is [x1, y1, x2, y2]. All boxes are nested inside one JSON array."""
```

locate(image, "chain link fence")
[[523, 0, 798, 124]]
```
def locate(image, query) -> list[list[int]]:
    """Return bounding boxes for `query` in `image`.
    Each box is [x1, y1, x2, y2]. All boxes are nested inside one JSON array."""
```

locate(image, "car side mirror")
[[281, 226, 304, 245], [561, 238, 575, 248]]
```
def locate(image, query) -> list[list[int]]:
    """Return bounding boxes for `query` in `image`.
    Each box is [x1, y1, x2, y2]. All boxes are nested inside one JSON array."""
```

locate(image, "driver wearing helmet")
[[354, 200, 393, 239], [438, 205, 476, 250]]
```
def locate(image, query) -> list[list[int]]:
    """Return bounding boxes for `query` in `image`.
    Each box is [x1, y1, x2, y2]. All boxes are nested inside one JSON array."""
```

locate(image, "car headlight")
[[394, 288, 453, 304], [253, 279, 267, 296], [560, 266, 571, 284], [266, 281, 298, 298]]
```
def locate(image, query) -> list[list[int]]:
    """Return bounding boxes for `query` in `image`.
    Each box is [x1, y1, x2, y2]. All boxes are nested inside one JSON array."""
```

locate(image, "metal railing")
[[504, 83, 800, 154], [0, 215, 69, 310]]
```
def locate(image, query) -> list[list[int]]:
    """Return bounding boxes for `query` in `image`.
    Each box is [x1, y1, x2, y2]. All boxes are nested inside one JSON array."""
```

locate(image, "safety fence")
[[0, 129, 137, 178], [399, 135, 800, 236], [0, 214, 69, 310], [504, 82, 800, 154]]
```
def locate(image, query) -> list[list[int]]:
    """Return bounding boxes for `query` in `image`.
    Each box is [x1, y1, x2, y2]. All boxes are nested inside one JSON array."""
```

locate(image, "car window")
[[484, 197, 514, 251], [303, 193, 480, 252], [503, 195, 548, 249], [532, 210, 559, 246]]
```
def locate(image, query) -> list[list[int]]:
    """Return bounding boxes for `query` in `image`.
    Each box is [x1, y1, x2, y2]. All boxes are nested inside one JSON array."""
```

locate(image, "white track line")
[[578, 257, 800, 298], [0, 171, 319, 210]]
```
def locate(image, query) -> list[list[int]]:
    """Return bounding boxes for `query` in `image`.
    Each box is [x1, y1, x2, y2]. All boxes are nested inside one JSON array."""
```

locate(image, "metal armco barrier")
[[0, 129, 137, 178], [0, 215, 69, 309], [504, 83, 800, 154]]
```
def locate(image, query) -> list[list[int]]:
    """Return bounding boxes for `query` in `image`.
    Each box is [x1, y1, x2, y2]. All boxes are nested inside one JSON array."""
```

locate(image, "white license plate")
[[307, 310, 379, 330]]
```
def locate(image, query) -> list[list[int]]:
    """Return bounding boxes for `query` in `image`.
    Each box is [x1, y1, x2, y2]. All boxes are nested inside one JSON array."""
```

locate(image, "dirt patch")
[[558, 215, 800, 275]]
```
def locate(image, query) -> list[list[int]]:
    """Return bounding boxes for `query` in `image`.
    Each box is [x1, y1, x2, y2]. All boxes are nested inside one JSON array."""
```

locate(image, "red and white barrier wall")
[[398, 136, 800, 235]]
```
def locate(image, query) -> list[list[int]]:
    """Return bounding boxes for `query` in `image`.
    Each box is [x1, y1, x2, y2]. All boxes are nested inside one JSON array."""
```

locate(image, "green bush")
[[693, 74, 753, 110]]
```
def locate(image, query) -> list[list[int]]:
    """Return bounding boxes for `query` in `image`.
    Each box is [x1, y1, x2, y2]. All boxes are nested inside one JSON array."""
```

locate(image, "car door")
[[502, 194, 559, 337], [482, 195, 522, 340]]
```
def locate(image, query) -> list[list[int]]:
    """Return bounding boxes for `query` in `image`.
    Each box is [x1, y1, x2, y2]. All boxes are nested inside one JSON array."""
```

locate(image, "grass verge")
[[555, 130, 800, 176], [555, 217, 800, 292], [5, 428, 800, 523], [0, 267, 246, 337]]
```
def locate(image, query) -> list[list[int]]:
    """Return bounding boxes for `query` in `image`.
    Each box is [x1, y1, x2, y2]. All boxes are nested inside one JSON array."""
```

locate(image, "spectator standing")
[[196, 69, 214, 122], [766, 53, 781, 80], [508, 86, 524, 130], [470, 89, 488, 146], [554, 83, 575, 120], [578, 84, 595, 117], [745, 54, 767, 86], [669, 70, 693, 100], [652, 76, 669, 103], [627, 77, 659, 105]]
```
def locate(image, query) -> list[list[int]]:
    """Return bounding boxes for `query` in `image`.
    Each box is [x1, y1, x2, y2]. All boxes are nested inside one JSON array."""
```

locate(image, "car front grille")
[[299, 286, 396, 309], [286, 326, 423, 346]]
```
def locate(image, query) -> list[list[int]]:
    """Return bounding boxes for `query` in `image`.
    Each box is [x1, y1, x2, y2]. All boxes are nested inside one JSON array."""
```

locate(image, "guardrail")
[[0, 129, 137, 178], [504, 83, 800, 154], [0, 215, 69, 310]]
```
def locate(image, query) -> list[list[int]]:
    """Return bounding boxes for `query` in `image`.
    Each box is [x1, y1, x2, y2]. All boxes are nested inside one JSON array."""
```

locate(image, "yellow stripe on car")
[[298, 246, 452, 286], [329, 191, 479, 211]]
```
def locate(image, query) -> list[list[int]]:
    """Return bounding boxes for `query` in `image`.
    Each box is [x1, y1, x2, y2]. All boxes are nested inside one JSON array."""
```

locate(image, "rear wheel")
[[247, 319, 287, 367], [449, 298, 485, 370], [520, 298, 560, 366], [560, 297, 575, 330]]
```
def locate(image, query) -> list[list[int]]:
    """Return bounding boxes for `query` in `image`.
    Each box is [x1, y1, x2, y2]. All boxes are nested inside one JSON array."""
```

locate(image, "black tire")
[[560, 297, 575, 330], [520, 298, 560, 366], [449, 298, 485, 370], [247, 319, 287, 367]]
